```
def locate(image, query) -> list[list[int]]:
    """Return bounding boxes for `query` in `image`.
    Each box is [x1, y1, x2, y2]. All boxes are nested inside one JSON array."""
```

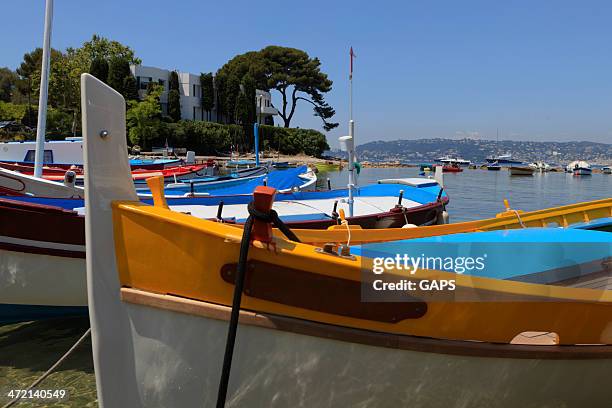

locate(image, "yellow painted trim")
[[146, 176, 169, 209], [288, 198, 612, 244], [112, 201, 612, 345]]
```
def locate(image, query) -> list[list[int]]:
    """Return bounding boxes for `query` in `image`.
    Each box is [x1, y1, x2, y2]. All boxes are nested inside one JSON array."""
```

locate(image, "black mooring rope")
[[215, 201, 300, 408]]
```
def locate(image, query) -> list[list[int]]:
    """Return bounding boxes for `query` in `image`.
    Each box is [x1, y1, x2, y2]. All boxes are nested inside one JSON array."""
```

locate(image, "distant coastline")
[[327, 138, 612, 165]]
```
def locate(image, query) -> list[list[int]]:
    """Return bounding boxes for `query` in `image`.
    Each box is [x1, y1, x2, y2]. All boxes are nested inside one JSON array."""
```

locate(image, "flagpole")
[[34, 0, 54, 178]]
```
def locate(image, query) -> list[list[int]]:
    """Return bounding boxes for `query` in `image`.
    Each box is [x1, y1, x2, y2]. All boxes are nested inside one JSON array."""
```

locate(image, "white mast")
[[33, 0, 54, 178], [341, 47, 357, 217]]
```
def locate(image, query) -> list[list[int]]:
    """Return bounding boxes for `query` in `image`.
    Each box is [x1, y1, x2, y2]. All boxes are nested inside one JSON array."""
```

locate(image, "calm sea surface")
[[321, 167, 611, 222]]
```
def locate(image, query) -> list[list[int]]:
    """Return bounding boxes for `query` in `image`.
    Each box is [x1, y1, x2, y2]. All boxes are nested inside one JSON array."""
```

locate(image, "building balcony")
[[259, 106, 278, 116]]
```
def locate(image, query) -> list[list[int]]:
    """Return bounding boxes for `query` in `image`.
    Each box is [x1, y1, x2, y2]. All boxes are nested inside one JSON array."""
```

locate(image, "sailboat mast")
[[347, 47, 357, 217], [33, 0, 54, 178]]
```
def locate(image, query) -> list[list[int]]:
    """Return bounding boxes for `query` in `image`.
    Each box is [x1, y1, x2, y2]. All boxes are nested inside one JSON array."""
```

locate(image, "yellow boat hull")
[[287, 198, 612, 244]]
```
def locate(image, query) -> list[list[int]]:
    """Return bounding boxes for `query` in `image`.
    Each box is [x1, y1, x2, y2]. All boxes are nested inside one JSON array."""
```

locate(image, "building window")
[[138, 76, 153, 90], [193, 106, 196, 120]]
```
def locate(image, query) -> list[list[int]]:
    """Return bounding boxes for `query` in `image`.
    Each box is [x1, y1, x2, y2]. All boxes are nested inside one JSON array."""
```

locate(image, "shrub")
[[0, 101, 26, 121], [258, 125, 329, 157]]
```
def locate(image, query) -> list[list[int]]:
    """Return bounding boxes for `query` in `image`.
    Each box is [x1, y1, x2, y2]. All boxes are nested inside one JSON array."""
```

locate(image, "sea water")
[[320, 167, 611, 222]]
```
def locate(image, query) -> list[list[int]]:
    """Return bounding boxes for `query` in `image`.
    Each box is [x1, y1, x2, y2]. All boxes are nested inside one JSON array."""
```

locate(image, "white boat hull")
[[110, 295, 612, 408], [0, 248, 86, 307], [573, 168, 592, 176], [0, 167, 84, 198]]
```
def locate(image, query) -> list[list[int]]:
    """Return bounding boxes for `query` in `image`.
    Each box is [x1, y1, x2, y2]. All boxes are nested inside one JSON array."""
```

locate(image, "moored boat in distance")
[[509, 166, 536, 176], [603, 166, 612, 174], [486, 161, 502, 171], [529, 161, 550, 172], [441, 164, 463, 173], [434, 156, 471, 166], [486, 153, 523, 165], [567, 160, 592, 176]]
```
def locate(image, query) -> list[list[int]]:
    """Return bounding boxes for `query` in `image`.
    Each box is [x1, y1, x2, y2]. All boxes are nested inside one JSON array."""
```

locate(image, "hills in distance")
[[328, 138, 612, 165]]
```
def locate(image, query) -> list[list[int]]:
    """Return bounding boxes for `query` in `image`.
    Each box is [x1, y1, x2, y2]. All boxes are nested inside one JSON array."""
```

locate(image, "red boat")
[[0, 161, 214, 183], [436, 164, 463, 173]]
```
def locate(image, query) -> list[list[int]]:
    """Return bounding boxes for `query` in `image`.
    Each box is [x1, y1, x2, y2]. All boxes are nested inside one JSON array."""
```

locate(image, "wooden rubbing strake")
[[220, 261, 427, 323]]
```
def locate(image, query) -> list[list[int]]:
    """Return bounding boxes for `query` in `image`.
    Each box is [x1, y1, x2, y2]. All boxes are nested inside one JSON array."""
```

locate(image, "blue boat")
[[128, 157, 182, 168], [136, 166, 314, 197]]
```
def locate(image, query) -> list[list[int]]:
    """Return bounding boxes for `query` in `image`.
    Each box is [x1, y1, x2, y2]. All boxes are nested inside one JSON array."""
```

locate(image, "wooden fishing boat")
[[81, 75, 612, 407], [509, 166, 535, 176], [0, 197, 87, 323], [1, 192, 610, 323], [141, 165, 314, 197], [0, 137, 185, 169], [0, 167, 84, 198], [0, 161, 215, 183]]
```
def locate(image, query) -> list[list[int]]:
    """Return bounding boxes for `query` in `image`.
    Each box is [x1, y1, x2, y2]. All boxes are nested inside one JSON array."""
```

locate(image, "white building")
[[130, 65, 278, 124]]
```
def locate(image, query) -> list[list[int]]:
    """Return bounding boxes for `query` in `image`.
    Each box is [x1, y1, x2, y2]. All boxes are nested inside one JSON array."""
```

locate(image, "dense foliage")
[[126, 85, 163, 148], [3, 35, 140, 137], [4, 38, 330, 157], [258, 125, 330, 157]]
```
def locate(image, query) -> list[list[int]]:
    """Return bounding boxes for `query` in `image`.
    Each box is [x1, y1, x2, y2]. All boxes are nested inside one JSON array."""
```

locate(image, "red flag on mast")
[[349, 47, 356, 80]]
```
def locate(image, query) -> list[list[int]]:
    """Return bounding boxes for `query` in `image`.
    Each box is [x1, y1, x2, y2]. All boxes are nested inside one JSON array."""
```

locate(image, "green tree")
[[126, 84, 163, 148], [167, 71, 181, 121], [0, 68, 18, 102], [123, 75, 139, 101], [214, 73, 227, 120], [67, 34, 141, 75], [234, 92, 249, 125], [260, 46, 337, 131], [15, 47, 63, 106], [242, 74, 256, 124], [217, 46, 338, 131], [200, 72, 214, 120], [169, 71, 180, 91], [107, 57, 132, 96], [89, 57, 109, 83], [224, 74, 240, 124], [167, 90, 181, 122]]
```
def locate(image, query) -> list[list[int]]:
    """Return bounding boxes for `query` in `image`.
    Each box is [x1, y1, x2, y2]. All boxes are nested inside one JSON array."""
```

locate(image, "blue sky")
[[2, 0, 612, 147]]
